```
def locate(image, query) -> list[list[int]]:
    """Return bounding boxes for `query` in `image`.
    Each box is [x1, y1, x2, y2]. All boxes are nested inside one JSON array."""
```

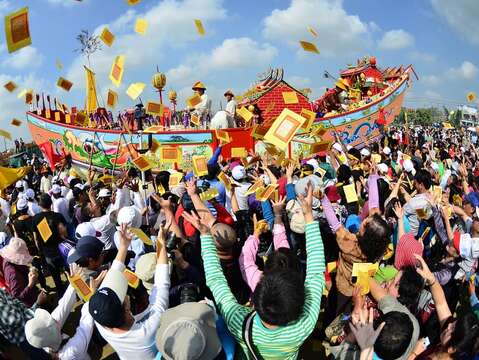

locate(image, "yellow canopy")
[[0, 166, 31, 190]]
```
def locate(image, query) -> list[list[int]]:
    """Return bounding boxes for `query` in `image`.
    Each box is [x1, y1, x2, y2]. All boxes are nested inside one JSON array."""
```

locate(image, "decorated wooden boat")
[[27, 58, 415, 174]]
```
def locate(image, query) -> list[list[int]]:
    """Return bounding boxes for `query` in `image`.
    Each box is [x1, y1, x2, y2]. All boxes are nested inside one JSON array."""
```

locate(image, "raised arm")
[[367, 173, 380, 215], [415, 255, 452, 326], [186, 178, 216, 226]]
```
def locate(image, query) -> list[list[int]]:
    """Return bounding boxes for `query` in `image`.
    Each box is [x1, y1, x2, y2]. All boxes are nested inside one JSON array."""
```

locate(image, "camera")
[[165, 231, 179, 257], [179, 283, 200, 304]]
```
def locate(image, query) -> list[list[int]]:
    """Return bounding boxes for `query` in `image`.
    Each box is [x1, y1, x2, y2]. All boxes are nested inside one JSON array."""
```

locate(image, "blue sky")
[[0, 0, 478, 141]]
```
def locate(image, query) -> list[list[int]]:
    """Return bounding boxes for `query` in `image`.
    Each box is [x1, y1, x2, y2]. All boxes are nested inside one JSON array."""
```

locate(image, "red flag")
[[39, 142, 62, 170]]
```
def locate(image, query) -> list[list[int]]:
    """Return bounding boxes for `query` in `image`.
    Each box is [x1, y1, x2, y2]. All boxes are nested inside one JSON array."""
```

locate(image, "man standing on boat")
[[224, 90, 236, 127], [189, 81, 211, 127]]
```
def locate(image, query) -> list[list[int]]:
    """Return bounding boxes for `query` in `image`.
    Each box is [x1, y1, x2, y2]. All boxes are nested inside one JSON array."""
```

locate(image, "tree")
[[75, 30, 102, 67]]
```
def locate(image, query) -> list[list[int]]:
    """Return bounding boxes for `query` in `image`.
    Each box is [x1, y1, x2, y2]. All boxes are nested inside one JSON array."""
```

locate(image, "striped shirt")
[[201, 221, 325, 359]]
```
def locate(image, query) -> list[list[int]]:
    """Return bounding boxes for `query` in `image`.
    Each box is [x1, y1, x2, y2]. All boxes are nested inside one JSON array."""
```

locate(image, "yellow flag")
[[126, 82, 146, 100], [109, 55, 125, 87], [5, 7, 31, 53], [194, 19, 205, 36], [135, 18, 148, 35], [84, 66, 98, 114]]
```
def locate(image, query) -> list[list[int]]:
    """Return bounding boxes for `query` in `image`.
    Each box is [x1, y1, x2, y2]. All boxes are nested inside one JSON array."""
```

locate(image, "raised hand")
[[271, 196, 286, 216], [297, 181, 314, 223], [119, 223, 134, 247], [185, 178, 198, 197], [89, 270, 107, 292], [414, 254, 435, 285], [349, 307, 385, 351], [392, 201, 403, 218], [182, 211, 211, 235]]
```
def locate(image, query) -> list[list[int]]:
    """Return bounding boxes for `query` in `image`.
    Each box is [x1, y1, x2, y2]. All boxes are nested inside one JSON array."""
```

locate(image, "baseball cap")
[[67, 235, 104, 264], [51, 184, 61, 194], [117, 206, 142, 228], [25, 188, 35, 200], [231, 165, 246, 181], [17, 198, 28, 211], [97, 188, 111, 198], [382, 146, 391, 155], [360, 148, 370, 157], [74, 222, 99, 240], [89, 269, 128, 328], [25, 309, 62, 351], [15, 180, 23, 188]]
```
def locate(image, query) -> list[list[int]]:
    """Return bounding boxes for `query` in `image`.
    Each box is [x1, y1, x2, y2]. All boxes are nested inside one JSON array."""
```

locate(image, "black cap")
[[89, 288, 123, 327], [67, 236, 104, 264]]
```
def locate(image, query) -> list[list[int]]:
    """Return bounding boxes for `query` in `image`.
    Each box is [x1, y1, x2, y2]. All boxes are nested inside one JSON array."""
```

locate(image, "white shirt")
[[225, 99, 237, 117], [47, 285, 93, 360], [27, 201, 42, 217], [95, 260, 170, 360], [52, 196, 71, 223], [40, 175, 52, 194], [234, 182, 252, 211]]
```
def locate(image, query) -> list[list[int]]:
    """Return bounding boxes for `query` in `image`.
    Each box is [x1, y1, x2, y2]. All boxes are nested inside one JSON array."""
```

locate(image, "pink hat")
[[394, 233, 423, 269], [0, 237, 33, 266]]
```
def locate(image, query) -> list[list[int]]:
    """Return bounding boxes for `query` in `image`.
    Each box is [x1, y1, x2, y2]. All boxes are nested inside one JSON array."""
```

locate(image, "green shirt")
[[201, 221, 325, 359]]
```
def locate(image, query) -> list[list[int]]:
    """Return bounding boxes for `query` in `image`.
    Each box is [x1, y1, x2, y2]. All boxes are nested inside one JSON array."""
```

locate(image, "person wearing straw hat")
[[189, 81, 211, 127], [224, 89, 236, 127], [0, 237, 38, 307]]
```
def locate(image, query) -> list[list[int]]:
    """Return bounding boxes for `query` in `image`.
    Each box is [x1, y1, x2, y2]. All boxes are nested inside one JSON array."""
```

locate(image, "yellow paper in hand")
[[371, 153, 381, 164], [343, 183, 358, 203], [327, 261, 337, 273], [245, 179, 264, 196], [300, 108, 316, 131], [130, 227, 153, 246], [68, 274, 93, 302], [132, 155, 153, 171], [215, 129, 231, 145], [135, 18, 148, 35], [160, 147, 180, 163], [169, 172, 183, 187], [200, 188, 219, 202], [356, 271, 370, 295], [352, 262, 378, 277], [194, 19, 205, 36], [299, 40, 319, 54], [100, 27, 115, 47], [186, 94, 202, 108], [217, 172, 231, 191], [37, 217, 52, 243], [282, 91, 298, 104], [126, 83, 146, 100], [124, 269, 140, 288], [192, 156, 208, 177]]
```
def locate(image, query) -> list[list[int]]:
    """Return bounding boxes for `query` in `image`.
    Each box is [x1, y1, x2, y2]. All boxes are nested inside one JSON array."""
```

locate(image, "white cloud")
[[207, 38, 277, 69], [409, 51, 436, 63], [431, 0, 479, 46], [46, 0, 88, 6], [447, 61, 478, 80], [287, 75, 311, 88], [422, 74, 440, 85], [0, 72, 48, 141], [1, 47, 44, 70], [424, 90, 441, 99], [65, 0, 227, 97], [262, 0, 371, 57], [378, 29, 414, 50]]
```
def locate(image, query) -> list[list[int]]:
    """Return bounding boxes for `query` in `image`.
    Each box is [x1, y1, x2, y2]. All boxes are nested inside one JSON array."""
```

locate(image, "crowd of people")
[[0, 124, 478, 360]]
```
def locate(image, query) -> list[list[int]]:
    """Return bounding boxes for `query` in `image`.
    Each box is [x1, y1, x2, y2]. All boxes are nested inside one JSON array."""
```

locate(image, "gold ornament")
[[152, 72, 167, 90]]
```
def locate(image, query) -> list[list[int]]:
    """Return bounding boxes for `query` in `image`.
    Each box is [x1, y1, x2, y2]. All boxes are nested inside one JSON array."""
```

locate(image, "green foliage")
[[395, 107, 447, 126]]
